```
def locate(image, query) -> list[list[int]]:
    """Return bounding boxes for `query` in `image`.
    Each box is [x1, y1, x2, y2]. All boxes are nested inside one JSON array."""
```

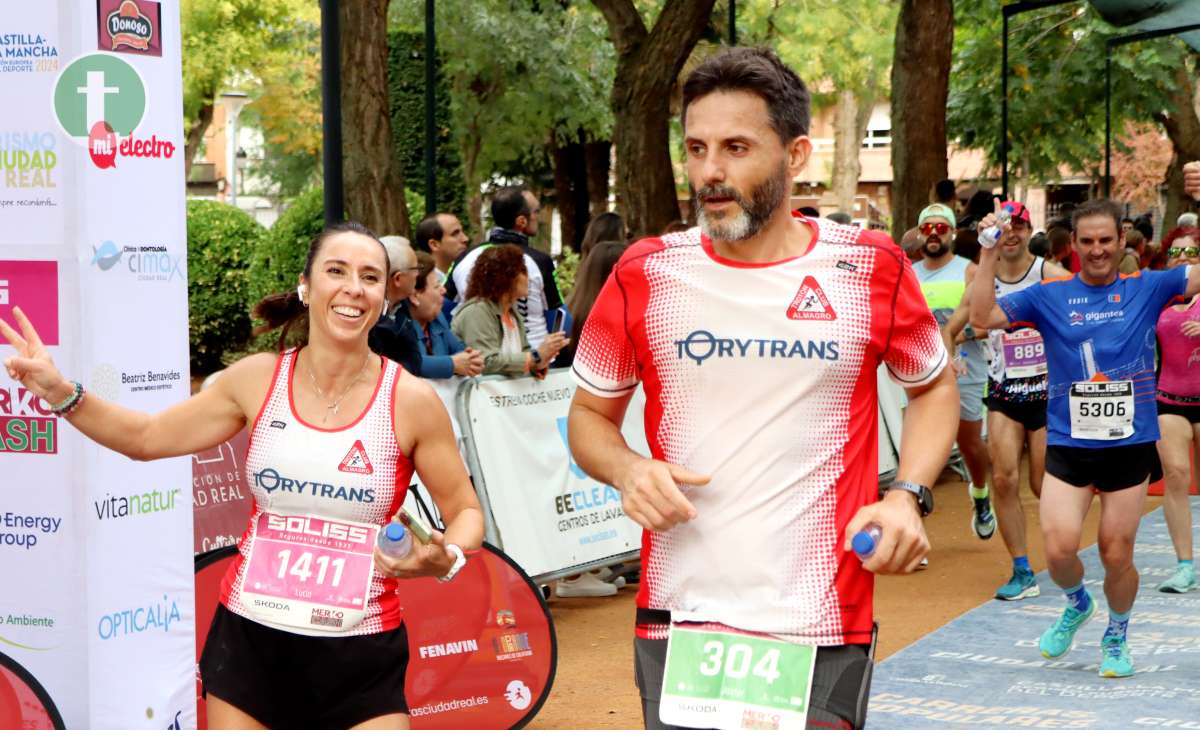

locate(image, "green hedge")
[[186, 200, 262, 374], [248, 186, 325, 306], [388, 30, 467, 222]]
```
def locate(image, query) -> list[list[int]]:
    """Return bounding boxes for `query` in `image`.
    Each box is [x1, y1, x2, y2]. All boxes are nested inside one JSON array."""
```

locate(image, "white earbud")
[[296, 284, 308, 306]]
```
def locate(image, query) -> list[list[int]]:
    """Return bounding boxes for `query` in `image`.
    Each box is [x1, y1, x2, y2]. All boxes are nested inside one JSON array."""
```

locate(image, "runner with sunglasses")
[[971, 198, 1200, 678], [913, 203, 997, 542], [949, 202, 1069, 601], [1154, 226, 1200, 594]]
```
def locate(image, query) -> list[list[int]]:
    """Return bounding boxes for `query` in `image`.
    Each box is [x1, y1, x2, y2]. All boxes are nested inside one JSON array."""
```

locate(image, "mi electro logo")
[[252, 468, 377, 503], [674, 330, 841, 366], [52, 52, 175, 169]]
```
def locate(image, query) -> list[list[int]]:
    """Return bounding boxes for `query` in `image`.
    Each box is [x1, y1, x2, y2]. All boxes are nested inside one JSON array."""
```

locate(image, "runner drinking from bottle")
[[567, 47, 959, 729], [1153, 225, 1200, 593], [970, 199, 1200, 678], [948, 201, 1069, 600], [0, 221, 485, 729]]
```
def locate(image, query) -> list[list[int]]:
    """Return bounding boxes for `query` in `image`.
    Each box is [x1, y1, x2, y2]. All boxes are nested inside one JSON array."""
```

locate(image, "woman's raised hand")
[[0, 306, 70, 402]]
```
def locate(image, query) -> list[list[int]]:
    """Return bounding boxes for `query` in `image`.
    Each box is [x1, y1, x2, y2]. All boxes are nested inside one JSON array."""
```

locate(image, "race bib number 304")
[[659, 624, 816, 730], [241, 513, 378, 632]]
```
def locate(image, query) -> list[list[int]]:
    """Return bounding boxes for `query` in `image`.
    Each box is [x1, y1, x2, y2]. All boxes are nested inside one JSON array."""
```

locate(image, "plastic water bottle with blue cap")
[[376, 522, 413, 559], [980, 203, 1014, 248], [852, 523, 883, 561]]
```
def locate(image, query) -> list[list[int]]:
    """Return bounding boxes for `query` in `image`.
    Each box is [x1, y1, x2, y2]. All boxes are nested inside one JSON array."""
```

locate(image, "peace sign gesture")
[[0, 306, 71, 404]]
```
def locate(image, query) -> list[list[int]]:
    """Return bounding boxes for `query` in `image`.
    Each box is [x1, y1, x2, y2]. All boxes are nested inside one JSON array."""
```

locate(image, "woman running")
[[1, 221, 484, 730], [1155, 225, 1200, 593]]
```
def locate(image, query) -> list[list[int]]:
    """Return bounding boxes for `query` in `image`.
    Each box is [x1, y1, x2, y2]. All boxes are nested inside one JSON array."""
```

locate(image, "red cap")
[[1001, 200, 1032, 224]]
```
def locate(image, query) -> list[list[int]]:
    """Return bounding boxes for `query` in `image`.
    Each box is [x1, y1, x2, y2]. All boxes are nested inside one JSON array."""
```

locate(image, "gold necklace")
[[305, 352, 370, 423]]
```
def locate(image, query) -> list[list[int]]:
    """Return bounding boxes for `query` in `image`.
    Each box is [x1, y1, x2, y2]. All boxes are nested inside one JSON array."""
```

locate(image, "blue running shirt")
[[998, 267, 1190, 448]]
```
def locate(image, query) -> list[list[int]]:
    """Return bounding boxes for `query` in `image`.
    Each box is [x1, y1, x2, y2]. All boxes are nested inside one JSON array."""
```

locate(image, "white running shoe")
[[556, 572, 618, 598]]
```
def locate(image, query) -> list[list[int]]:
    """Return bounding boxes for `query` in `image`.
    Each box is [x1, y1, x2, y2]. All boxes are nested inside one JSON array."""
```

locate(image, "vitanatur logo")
[[674, 330, 840, 366]]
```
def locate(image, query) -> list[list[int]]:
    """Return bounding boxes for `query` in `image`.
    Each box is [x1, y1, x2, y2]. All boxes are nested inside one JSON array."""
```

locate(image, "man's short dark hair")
[[682, 47, 811, 143], [934, 179, 956, 204], [491, 187, 531, 230], [415, 214, 444, 252], [1071, 199, 1124, 232]]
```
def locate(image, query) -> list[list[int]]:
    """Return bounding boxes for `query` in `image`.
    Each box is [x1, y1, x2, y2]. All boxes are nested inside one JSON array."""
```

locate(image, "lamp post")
[[220, 91, 249, 209]]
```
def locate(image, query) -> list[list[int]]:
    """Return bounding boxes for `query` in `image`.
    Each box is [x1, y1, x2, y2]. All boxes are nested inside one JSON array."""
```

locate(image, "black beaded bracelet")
[[49, 381, 83, 415]]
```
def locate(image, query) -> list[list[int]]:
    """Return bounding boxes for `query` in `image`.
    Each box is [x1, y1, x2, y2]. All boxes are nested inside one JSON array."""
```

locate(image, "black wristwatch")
[[531, 349, 542, 365], [884, 480, 933, 517]]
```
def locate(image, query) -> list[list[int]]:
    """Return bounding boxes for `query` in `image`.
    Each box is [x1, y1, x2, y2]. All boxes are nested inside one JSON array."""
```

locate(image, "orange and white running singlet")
[[219, 349, 413, 637]]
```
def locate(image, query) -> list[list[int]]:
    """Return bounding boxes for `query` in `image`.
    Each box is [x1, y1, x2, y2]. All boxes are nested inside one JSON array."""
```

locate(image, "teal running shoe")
[[1157, 565, 1197, 594], [1099, 636, 1134, 678], [995, 569, 1040, 601], [1038, 595, 1095, 659]]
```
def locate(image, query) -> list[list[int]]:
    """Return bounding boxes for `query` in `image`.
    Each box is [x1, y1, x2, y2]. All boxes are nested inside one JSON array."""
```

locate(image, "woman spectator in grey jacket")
[[451, 244, 568, 377]]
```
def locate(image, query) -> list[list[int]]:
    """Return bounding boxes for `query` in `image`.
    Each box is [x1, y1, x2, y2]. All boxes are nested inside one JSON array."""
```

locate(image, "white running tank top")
[[987, 256, 1048, 388], [220, 349, 413, 636]]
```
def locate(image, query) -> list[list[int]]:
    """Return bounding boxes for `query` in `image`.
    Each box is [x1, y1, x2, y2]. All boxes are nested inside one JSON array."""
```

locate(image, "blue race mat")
[[868, 499, 1200, 729]]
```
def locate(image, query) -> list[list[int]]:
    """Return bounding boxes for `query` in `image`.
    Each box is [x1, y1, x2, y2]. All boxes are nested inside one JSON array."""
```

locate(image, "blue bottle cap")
[[852, 530, 876, 556], [384, 523, 407, 541]]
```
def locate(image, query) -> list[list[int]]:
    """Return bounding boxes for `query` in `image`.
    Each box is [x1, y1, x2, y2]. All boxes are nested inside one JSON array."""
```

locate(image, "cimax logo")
[[673, 330, 841, 366], [265, 514, 371, 544]]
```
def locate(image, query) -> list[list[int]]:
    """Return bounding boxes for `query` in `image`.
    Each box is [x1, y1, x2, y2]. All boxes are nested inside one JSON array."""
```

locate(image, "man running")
[[913, 203, 997, 540], [567, 48, 959, 729], [971, 198, 1200, 678], [951, 202, 1068, 600]]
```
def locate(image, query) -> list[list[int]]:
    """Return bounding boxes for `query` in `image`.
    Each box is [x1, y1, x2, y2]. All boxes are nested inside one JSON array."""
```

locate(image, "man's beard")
[[692, 163, 789, 242], [923, 237, 951, 258]]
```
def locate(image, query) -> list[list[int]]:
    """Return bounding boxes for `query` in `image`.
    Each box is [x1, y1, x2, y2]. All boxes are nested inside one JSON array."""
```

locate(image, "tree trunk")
[[340, 0, 410, 237], [830, 89, 874, 215], [1158, 60, 1200, 236], [184, 101, 214, 183], [585, 139, 612, 217], [594, 0, 718, 239], [461, 120, 484, 239], [889, 0, 953, 243], [553, 138, 593, 253]]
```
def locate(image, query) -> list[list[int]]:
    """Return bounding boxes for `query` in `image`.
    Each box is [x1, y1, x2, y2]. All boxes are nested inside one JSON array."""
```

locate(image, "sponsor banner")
[[1, 2, 191, 728], [463, 371, 647, 578], [191, 430, 251, 555], [868, 502, 1200, 728]]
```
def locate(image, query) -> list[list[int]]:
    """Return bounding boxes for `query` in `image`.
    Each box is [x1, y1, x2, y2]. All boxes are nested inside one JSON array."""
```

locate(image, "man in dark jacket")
[[368, 235, 422, 375]]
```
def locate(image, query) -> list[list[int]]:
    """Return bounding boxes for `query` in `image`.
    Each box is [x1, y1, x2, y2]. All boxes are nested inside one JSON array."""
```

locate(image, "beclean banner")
[[0, 2, 194, 729]]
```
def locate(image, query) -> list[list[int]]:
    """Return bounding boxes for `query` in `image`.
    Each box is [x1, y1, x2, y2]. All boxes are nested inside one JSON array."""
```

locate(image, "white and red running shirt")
[[571, 215, 947, 645], [220, 349, 414, 636]]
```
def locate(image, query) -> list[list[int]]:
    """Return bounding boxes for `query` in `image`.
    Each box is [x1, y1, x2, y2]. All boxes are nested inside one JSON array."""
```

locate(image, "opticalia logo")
[[0, 260, 59, 345], [0, 33, 60, 74], [97, 594, 182, 639], [52, 53, 175, 169], [97, 0, 162, 57], [93, 487, 181, 521], [673, 330, 840, 366], [251, 468, 377, 503], [0, 131, 58, 190], [90, 240, 184, 282], [0, 385, 57, 455]]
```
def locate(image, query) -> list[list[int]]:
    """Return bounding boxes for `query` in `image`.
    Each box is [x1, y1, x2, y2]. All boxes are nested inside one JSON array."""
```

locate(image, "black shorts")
[[200, 604, 409, 729], [633, 612, 875, 729], [1158, 400, 1200, 425], [986, 394, 1048, 432], [1046, 442, 1162, 493]]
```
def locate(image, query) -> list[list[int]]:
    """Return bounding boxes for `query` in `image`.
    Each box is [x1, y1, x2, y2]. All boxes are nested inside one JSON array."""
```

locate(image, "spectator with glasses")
[[407, 252, 483, 379], [1154, 225, 1200, 594]]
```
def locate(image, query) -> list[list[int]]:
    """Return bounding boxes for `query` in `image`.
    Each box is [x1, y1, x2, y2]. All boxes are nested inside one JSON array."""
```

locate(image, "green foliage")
[[388, 31, 467, 219], [248, 187, 325, 307], [186, 200, 263, 374], [741, 0, 898, 105], [555, 247, 581, 302], [948, 0, 1186, 184], [389, 1, 615, 200]]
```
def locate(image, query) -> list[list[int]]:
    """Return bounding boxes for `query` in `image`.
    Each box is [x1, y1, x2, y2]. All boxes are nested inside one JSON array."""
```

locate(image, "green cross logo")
[[52, 53, 146, 141]]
